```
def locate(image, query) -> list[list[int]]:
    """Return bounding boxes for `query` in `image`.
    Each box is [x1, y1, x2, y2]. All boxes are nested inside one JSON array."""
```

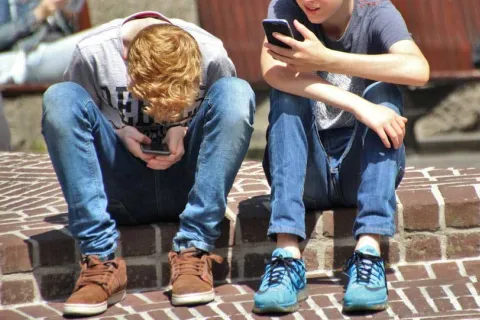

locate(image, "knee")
[[362, 82, 403, 114], [270, 89, 311, 116], [209, 77, 255, 125], [42, 82, 89, 132], [43, 82, 86, 116]]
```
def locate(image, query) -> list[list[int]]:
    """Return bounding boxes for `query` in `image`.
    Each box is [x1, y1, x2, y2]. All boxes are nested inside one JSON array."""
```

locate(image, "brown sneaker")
[[63, 255, 127, 316], [169, 248, 223, 306]]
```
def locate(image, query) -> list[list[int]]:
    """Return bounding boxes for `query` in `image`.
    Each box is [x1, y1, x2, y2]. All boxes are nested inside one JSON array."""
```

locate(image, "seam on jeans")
[[335, 122, 362, 204], [310, 106, 333, 203], [172, 239, 214, 253], [338, 121, 359, 166], [176, 98, 211, 247], [188, 239, 214, 253], [310, 102, 329, 164], [81, 100, 115, 253], [85, 100, 103, 223], [355, 227, 395, 238], [195, 98, 211, 175], [268, 226, 306, 240], [84, 243, 117, 260]]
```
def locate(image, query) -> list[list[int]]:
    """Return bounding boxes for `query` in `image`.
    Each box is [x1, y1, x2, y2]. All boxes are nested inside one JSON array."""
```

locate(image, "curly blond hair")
[[127, 23, 202, 123]]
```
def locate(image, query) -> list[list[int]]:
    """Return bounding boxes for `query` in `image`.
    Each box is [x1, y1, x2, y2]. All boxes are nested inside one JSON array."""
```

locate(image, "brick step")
[[1, 259, 480, 319], [0, 152, 479, 305]]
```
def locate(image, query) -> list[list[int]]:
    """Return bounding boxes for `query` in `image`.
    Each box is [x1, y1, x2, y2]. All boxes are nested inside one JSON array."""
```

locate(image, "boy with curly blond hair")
[[42, 11, 255, 317]]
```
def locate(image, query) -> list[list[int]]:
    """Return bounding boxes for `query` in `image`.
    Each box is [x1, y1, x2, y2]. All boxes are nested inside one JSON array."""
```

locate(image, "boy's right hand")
[[35, 0, 68, 22], [115, 125, 155, 163], [354, 103, 407, 149]]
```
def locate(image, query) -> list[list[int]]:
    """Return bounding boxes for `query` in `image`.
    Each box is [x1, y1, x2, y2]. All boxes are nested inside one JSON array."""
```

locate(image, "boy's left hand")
[[264, 20, 333, 73], [146, 126, 187, 170]]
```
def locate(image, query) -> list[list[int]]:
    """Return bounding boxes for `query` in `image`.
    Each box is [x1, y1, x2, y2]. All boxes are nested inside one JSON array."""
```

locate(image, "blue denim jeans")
[[263, 82, 405, 240], [42, 77, 255, 258]]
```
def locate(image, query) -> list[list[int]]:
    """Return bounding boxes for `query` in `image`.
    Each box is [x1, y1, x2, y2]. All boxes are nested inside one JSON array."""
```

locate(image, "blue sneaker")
[[253, 248, 308, 314], [343, 245, 388, 312]]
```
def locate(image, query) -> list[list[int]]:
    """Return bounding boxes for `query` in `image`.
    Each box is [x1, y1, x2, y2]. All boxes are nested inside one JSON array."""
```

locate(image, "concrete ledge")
[[0, 152, 479, 305]]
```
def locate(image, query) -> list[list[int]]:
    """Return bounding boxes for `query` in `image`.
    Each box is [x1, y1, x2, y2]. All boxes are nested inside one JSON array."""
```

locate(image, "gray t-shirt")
[[268, 0, 412, 130], [64, 11, 235, 137]]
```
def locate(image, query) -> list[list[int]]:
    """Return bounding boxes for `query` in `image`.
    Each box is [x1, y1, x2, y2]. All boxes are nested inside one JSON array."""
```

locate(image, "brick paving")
[[0, 152, 479, 318], [1, 258, 479, 319]]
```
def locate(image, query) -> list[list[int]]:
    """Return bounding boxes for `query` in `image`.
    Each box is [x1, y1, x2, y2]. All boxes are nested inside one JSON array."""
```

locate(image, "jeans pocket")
[[107, 199, 139, 225]]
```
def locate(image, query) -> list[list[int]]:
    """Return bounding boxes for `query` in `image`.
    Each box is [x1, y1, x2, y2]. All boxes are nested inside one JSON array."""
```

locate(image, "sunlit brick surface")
[[1, 260, 479, 319], [0, 152, 479, 318]]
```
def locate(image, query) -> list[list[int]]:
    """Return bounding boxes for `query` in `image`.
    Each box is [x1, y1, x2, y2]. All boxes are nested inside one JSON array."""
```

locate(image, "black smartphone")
[[262, 19, 294, 49], [140, 142, 171, 155]]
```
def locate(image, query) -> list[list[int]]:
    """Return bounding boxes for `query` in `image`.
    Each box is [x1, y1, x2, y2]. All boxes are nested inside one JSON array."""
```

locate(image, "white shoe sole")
[[63, 289, 126, 316], [253, 287, 309, 314], [171, 289, 215, 306]]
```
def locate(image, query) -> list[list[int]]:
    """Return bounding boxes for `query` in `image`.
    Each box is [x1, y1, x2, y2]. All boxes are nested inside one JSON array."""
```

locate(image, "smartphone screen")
[[262, 19, 294, 49], [141, 142, 171, 155]]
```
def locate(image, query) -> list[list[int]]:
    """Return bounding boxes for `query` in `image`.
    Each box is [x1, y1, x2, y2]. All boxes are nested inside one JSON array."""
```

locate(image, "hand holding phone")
[[262, 19, 294, 49], [140, 142, 171, 155], [263, 19, 331, 73]]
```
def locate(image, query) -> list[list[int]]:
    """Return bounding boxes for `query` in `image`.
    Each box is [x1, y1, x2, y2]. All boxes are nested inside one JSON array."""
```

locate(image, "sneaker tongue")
[[272, 248, 293, 258], [358, 245, 380, 257], [179, 247, 204, 258], [85, 255, 104, 268]]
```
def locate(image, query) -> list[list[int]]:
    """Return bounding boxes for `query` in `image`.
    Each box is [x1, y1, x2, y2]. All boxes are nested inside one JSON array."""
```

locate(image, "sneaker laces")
[[263, 255, 303, 292], [169, 249, 223, 282], [76, 256, 118, 295], [343, 250, 387, 293]]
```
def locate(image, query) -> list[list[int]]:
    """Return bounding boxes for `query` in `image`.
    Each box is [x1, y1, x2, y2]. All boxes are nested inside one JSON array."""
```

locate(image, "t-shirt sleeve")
[[369, 2, 412, 53], [64, 46, 101, 106], [206, 48, 237, 89]]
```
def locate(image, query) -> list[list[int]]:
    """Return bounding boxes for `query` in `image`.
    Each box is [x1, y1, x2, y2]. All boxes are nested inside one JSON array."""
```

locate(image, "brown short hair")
[[127, 24, 202, 123]]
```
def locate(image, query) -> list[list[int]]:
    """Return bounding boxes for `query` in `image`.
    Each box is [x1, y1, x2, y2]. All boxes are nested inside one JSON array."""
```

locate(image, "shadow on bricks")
[[233, 195, 397, 279], [24, 225, 78, 302]]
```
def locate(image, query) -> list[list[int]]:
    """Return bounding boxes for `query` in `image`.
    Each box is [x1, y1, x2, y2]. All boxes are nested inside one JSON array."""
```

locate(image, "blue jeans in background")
[[42, 78, 255, 258], [263, 82, 405, 241], [0, 0, 10, 23], [0, 0, 87, 84]]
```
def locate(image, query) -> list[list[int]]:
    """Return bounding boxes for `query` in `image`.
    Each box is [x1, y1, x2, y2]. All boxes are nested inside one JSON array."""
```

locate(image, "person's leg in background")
[[167, 77, 255, 306], [0, 0, 90, 85], [0, 29, 91, 85], [340, 82, 405, 312], [0, 94, 11, 151], [24, 29, 90, 83]]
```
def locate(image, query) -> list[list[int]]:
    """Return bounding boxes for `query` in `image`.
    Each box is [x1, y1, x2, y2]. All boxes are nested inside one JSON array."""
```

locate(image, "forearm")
[[325, 50, 430, 86], [263, 61, 371, 116]]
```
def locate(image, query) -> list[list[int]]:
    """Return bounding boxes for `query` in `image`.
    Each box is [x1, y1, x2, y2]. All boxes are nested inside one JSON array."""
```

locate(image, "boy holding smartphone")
[[42, 11, 255, 316], [254, 0, 429, 314]]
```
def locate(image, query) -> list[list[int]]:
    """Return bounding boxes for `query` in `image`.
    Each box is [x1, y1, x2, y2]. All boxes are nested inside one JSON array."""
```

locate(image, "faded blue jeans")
[[263, 82, 405, 240], [42, 78, 255, 259]]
